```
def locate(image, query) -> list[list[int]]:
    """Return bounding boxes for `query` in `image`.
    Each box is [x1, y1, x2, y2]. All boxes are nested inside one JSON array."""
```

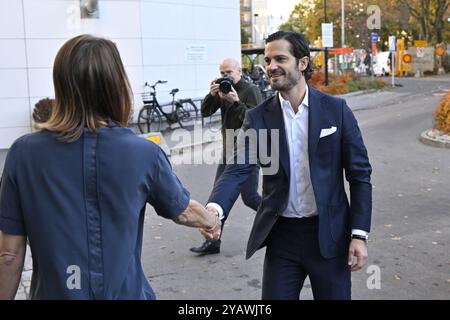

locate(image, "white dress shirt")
[[279, 86, 318, 218]]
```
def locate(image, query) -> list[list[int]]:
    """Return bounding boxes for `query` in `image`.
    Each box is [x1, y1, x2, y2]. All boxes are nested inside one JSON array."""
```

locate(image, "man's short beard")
[[270, 68, 302, 91]]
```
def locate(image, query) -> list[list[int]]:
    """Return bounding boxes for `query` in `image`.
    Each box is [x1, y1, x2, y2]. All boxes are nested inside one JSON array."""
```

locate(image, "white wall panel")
[[26, 39, 66, 68], [0, 40, 27, 68], [0, 98, 30, 128], [23, 0, 80, 39], [0, 69, 28, 98], [0, 127, 31, 149], [28, 68, 53, 98], [0, 0, 24, 38], [141, 2, 194, 39], [194, 7, 240, 40]]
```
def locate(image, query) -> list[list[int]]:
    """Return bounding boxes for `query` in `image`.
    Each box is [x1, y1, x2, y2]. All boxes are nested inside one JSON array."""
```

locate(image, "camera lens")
[[219, 80, 232, 94]]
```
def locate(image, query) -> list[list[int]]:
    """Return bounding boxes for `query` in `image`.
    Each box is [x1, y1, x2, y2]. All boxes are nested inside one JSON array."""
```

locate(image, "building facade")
[[0, 0, 241, 153]]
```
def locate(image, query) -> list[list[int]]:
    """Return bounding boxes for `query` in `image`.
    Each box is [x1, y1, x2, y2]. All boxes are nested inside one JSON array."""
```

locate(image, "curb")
[[338, 89, 379, 98], [419, 129, 450, 149]]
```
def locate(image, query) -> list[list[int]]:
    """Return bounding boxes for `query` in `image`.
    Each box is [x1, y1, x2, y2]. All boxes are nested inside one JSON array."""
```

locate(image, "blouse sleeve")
[[0, 143, 26, 235], [146, 148, 190, 220]]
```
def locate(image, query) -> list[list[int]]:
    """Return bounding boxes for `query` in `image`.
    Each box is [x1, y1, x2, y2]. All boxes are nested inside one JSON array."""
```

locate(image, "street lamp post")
[[341, 0, 345, 70], [341, 0, 345, 47], [324, 0, 329, 85]]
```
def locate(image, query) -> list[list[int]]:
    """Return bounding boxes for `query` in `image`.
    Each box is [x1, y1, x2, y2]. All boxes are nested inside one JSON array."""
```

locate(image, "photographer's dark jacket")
[[201, 79, 262, 160]]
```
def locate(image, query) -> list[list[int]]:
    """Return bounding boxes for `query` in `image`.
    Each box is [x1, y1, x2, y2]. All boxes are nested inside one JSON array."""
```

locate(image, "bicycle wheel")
[[182, 99, 199, 120], [138, 106, 162, 134], [175, 103, 191, 123]]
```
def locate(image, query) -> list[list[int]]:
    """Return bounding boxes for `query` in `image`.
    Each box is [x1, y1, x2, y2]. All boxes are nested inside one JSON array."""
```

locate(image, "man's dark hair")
[[266, 30, 314, 81]]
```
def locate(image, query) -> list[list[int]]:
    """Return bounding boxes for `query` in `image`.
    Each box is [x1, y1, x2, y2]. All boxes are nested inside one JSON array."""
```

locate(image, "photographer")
[[190, 58, 263, 255]]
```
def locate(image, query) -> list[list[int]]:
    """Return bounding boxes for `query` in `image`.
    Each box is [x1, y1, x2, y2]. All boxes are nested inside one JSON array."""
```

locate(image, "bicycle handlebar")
[[144, 80, 168, 90]]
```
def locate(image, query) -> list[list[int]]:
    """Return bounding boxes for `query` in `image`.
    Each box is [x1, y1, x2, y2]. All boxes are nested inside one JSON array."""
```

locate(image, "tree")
[[431, 0, 450, 43], [400, 0, 449, 43], [280, 0, 325, 41], [280, 0, 415, 49]]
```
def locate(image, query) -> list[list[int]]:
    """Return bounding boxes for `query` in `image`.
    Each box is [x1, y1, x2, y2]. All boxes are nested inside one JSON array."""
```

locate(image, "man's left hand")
[[219, 86, 239, 104], [347, 239, 368, 272]]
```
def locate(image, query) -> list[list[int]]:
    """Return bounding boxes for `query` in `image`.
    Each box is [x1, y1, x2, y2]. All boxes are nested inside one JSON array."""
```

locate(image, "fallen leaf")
[[391, 237, 402, 241], [384, 224, 393, 228], [394, 275, 401, 280], [447, 279, 450, 283], [398, 194, 403, 197], [404, 216, 408, 219], [408, 245, 414, 248], [159, 246, 166, 249], [427, 188, 432, 192], [157, 223, 163, 226], [432, 241, 438, 245], [154, 236, 161, 240], [435, 231, 442, 234]]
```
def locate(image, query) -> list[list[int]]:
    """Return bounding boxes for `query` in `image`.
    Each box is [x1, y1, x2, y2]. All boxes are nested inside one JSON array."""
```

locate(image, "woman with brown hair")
[[0, 35, 220, 300]]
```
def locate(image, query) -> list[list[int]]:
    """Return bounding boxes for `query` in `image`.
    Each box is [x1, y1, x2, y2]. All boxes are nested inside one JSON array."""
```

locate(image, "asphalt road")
[[141, 75, 450, 300]]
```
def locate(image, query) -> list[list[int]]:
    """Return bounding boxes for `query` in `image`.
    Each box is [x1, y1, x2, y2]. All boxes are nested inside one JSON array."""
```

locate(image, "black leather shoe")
[[190, 240, 221, 255]]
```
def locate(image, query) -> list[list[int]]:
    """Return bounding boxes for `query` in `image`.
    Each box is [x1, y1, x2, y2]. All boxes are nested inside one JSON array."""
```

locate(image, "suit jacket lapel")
[[308, 87, 324, 162], [263, 96, 290, 179]]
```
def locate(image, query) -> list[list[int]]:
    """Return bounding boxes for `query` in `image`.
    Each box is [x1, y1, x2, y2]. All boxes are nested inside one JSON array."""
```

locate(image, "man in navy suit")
[[201, 31, 372, 299]]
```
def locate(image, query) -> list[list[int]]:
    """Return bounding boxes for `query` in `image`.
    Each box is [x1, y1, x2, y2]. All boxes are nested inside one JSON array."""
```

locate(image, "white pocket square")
[[320, 126, 337, 138]]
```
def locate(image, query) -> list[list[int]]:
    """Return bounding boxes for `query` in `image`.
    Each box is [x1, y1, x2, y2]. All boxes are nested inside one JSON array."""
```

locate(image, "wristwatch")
[[351, 234, 368, 242]]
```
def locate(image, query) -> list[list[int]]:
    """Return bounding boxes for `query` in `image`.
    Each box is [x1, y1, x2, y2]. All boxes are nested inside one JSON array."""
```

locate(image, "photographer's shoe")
[[189, 240, 221, 255]]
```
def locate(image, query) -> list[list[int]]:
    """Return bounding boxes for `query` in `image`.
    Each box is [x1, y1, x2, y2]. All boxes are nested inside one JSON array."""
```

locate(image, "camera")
[[215, 77, 233, 94]]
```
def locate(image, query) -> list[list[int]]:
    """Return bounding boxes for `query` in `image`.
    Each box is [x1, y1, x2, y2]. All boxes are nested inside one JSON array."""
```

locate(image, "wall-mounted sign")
[[185, 45, 207, 62]]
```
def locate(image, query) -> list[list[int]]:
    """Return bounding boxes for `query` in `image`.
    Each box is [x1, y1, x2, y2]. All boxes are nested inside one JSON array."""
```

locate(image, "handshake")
[[199, 207, 222, 241], [174, 200, 221, 241]]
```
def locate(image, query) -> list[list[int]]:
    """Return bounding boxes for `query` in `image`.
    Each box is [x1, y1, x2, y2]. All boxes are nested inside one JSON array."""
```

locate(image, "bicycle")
[[137, 81, 198, 134]]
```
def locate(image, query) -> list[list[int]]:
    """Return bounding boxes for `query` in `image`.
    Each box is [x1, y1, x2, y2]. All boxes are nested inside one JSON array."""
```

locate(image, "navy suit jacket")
[[209, 86, 372, 259]]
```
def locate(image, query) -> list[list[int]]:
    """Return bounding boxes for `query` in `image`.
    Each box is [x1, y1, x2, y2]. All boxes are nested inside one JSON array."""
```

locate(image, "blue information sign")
[[371, 33, 378, 43]]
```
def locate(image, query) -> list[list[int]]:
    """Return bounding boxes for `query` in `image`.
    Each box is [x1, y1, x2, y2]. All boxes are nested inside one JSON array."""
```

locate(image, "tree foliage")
[[279, 0, 448, 48], [400, 0, 449, 43]]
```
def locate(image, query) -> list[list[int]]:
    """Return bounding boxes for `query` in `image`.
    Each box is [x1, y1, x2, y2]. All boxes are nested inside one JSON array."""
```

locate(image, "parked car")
[[373, 51, 392, 76]]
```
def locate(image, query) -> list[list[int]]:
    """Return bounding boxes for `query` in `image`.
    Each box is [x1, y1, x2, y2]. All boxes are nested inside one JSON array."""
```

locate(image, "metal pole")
[[324, 0, 329, 85], [391, 52, 395, 87], [341, 0, 344, 47]]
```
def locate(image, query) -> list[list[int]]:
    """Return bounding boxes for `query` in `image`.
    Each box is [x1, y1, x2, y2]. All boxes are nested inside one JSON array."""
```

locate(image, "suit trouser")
[[214, 163, 261, 236], [262, 216, 351, 300]]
